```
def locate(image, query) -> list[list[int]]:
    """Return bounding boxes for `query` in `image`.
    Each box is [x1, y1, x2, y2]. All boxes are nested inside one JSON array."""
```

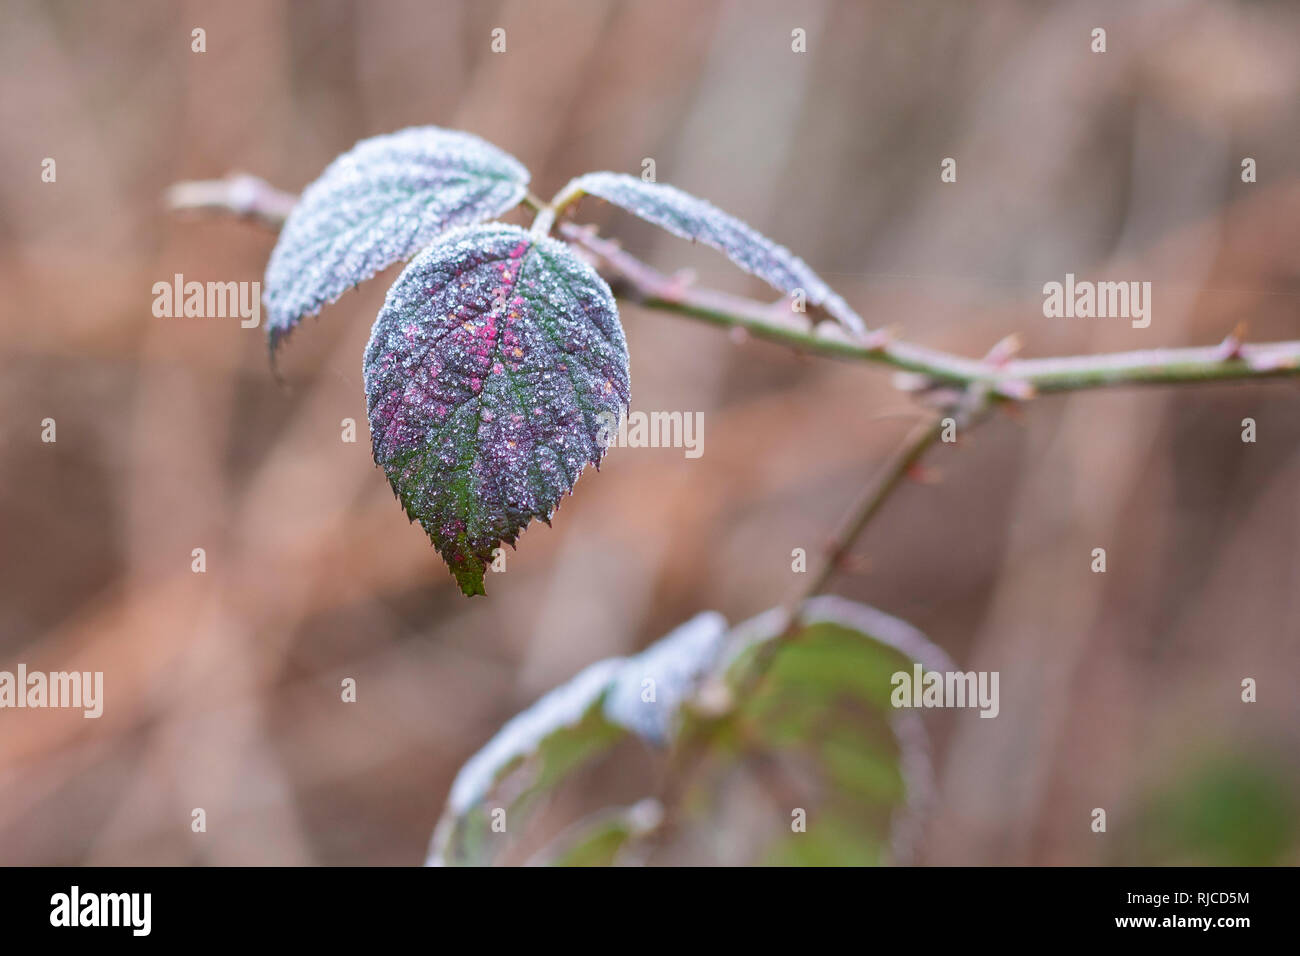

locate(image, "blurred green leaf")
[[429, 598, 951, 866], [1132, 754, 1298, 866], [677, 597, 951, 866]]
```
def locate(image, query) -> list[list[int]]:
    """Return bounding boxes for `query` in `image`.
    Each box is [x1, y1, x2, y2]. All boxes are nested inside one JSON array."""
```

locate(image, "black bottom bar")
[[0, 865, 1283, 942]]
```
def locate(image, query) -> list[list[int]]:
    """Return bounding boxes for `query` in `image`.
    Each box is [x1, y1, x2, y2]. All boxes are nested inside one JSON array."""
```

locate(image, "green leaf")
[[1128, 755, 1299, 865], [264, 126, 530, 352], [562, 172, 866, 335], [364, 223, 629, 596]]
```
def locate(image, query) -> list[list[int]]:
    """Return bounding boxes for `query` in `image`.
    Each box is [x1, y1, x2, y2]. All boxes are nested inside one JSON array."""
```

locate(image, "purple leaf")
[[565, 172, 866, 335], [265, 126, 530, 352], [364, 223, 629, 596]]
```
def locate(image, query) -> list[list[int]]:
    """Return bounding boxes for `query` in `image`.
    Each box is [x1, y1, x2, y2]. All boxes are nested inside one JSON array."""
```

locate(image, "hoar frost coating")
[[265, 126, 529, 350], [570, 172, 865, 335], [364, 223, 630, 595]]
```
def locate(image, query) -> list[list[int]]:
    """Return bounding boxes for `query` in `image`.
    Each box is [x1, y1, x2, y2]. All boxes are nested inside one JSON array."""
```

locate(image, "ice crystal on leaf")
[[364, 223, 630, 596], [566, 172, 866, 335], [602, 610, 728, 743], [264, 126, 530, 351]]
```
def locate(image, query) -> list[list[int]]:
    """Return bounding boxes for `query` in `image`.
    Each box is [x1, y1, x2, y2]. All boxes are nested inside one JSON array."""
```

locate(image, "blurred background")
[[1, 0, 1298, 865]]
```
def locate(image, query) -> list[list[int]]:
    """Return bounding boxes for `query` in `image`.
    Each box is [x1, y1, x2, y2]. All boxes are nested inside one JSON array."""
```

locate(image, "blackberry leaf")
[[364, 223, 629, 596], [265, 126, 530, 351], [563, 172, 866, 335]]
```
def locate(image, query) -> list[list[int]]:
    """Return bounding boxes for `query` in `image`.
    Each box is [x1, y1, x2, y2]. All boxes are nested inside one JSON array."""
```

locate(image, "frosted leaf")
[[566, 172, 866, 335], [364, 223, 629, 596], [602, 611, 728, 743], [427, 610, 727, 865], [264, 126, 530, 351], [445, 657, 625, 819], [428, 653, 625, 866]]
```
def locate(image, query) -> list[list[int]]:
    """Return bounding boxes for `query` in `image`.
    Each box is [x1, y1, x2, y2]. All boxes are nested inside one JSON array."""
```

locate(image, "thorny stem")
[[559, 223, 1300, 395], [649, 413, 953, 858], [653, 411, 954, 857], [796, 412, 950, 609], [165, 174, 1300, 395], [733, 410, 952, 700]]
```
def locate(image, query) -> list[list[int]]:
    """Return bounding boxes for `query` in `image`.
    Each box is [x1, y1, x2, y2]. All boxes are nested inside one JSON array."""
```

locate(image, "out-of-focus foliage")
[[1127, 755, 1299, 866], [430, 598, 951, 866]]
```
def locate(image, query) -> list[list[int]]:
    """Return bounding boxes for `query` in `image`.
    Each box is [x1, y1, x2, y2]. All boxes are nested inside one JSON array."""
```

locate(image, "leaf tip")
[[453, 561, 488, 597]]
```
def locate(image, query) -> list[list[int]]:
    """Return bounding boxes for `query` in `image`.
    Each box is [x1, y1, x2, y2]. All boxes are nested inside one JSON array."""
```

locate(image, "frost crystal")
[[602, 611, 728, 743], [569, 172, 866, 335], [264, 126, 530, 351], [445, 657, 624, 816], [364, 223, 630, 596]]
